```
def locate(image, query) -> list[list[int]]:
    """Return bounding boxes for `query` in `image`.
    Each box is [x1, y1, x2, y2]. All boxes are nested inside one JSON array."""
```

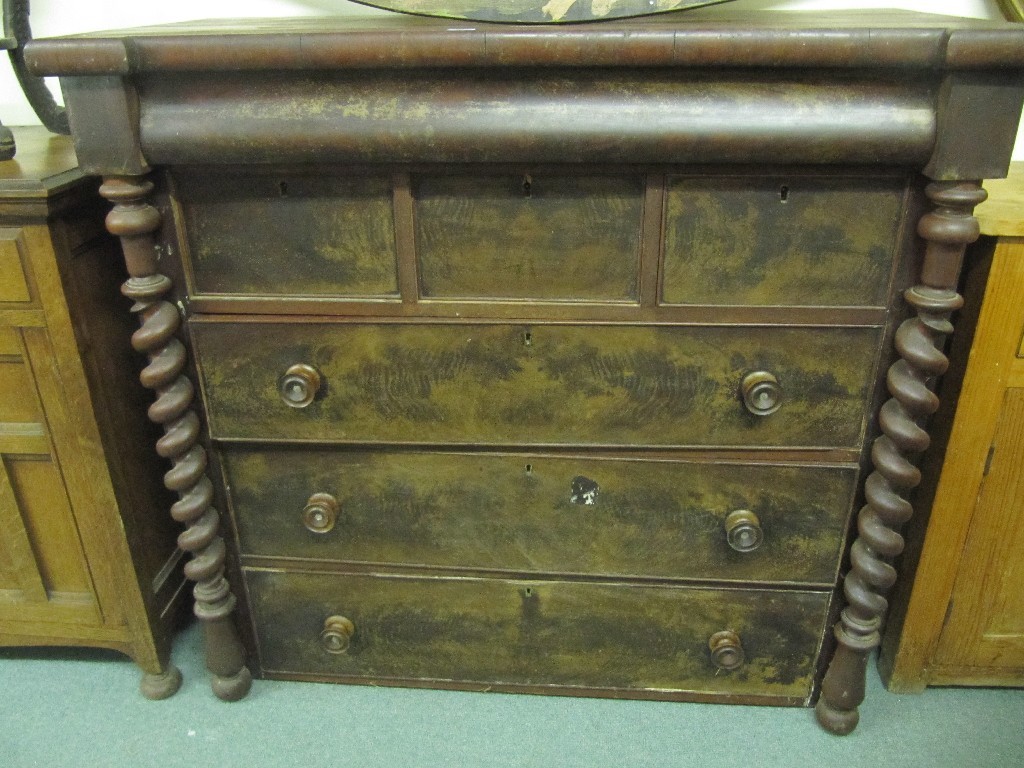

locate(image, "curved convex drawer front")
[[193, 322, 881, 447], [175, 171, 399, 298], [246, 569, 830, 701], [225, 448, 857, 586], [663, 176, 905, 307]]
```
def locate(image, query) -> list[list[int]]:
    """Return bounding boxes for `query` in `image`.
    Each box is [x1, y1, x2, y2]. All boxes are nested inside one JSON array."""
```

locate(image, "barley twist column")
[[100, 175, 252, 702], [816, 180, 986, 735]]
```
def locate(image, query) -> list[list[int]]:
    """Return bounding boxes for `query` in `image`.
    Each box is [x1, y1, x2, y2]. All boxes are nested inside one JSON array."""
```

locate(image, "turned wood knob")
[[320, 615, 355, 654], [708, 630, 745, 671], [279, 363, 322, 408], [741, 371, 782, 416], [302, 493, 339, 534], [724, 509, 763, 553]]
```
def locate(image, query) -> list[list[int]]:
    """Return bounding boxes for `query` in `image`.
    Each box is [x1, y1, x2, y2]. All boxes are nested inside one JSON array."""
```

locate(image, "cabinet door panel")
[[936, 387, 1024, 670]]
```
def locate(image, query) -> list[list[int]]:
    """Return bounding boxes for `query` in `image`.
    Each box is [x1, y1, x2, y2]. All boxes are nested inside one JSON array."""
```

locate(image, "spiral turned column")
[[816, 181, 987, 735], [100, 176, 253, 702]]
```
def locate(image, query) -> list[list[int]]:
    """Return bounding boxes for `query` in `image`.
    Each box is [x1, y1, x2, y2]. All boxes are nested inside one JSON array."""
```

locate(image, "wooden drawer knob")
[[741, 370, 782, 416], [302, 493, 339, 534], [724, 509, 763, 553], [708, 630, 745, 671], [320, 615, 355, 654], [279, 363, 321, 408]]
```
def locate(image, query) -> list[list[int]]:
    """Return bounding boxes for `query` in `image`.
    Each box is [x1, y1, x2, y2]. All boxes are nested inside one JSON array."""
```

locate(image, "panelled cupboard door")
[[0, 128, 184, 698], [932, 385, 1024, 677], [881, 225, 1024, 690]]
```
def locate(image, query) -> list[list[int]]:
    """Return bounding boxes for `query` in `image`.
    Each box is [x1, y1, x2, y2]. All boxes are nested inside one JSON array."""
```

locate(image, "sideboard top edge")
[[23, 12, 1024, 76]]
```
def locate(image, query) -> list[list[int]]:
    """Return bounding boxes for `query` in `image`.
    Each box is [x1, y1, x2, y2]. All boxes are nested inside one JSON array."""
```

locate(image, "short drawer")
[[414, 172, 643, 302], [662, 176, 905, 307], [175, 170, 399, 298], [193, 321, 882, 448], [225, 448, 857, 586], [246, 569, 830, 701]]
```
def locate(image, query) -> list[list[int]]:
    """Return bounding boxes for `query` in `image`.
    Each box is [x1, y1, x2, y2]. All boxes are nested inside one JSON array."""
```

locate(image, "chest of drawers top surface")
[[23, 10, 1024, 731], [24, 10, 1024, 177]]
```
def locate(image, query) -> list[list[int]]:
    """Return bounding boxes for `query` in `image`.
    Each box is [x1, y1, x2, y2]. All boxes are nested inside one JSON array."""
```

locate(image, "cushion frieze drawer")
[[193, 322, 882, 447], [246, 568, 830, 702], [175, 170, 399, 299], [225, 447, 857, 586]]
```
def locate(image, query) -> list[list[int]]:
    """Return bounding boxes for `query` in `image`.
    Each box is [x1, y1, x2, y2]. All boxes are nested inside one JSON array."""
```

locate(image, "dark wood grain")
[[175, 170, 398, 298], [246, 568, 830, 700], [223, 447, 857, 585], [662, 176, 905, 307], [193, 321, 882, 448], [25, 13, 1024, 76], [414, 173, 642, 301]]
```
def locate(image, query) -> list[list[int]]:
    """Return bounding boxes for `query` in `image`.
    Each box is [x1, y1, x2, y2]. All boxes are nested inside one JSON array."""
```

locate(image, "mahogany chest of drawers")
[[25, 9, 1024, 733]]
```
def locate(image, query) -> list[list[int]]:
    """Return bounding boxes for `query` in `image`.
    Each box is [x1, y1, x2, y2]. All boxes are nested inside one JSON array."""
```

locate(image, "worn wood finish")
[[194, 321, 881, 448], [246, 568, 829, 700], [24, 13, 1024, 74], [414, 173, 642, 302], [131, 71, 935, 168], [99, 174, 251, 702], [0, 128, 184, 698], [223, 447, 857, 585], [816, 181, 987, 735], [23, 11, 1024, 730], [176, 170, 399, 298], [881, 170, 1024, 691], [662, 176, 905, 307]]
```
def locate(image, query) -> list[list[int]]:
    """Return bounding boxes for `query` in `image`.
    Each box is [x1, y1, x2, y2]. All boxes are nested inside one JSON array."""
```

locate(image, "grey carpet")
[[2, 620, 1022, 768]]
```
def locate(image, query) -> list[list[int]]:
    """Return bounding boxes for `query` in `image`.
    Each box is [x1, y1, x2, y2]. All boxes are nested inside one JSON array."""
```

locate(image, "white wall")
[[0, 1, 1016, 155]]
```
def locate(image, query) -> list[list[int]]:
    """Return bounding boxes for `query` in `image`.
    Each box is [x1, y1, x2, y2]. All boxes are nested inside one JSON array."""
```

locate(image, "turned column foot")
[[139, 664, 183, 700], [816, 180, 986, 735], [101, 174, 252, 702], [815, 700, 859, 737], [211, 667, 254, 702], [815, 640, 870, 735]]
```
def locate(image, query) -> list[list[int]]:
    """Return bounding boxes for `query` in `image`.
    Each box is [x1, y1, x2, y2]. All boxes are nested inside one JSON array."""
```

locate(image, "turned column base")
[[211, 667, 254, 702], [139, 664, 183, 700], [200, 611, 253, 701]]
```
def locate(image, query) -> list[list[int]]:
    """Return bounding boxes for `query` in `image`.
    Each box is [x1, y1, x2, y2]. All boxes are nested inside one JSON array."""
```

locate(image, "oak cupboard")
[[0, 128, 185, 697], [881, 165, 1024, 690]]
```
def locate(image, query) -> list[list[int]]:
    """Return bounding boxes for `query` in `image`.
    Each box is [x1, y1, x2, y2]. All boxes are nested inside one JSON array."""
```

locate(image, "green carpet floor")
[[2, 620, 1022, 768]]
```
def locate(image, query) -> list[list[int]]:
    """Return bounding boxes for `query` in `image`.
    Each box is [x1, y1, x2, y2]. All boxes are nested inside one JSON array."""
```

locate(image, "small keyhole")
[[279, 181, 289, 196], [523, 330, 532, 346], [524, 587, 533, 597], [525, 464, 533, 474], [779, 185, 790, 203], [522, 174, 533, 198]]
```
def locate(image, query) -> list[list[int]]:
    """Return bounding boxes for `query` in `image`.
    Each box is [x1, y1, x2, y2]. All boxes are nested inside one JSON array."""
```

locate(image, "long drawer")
[[246, 568, 831, 701], [225, 448, 857, 586], [193, 322, 881, 447]]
